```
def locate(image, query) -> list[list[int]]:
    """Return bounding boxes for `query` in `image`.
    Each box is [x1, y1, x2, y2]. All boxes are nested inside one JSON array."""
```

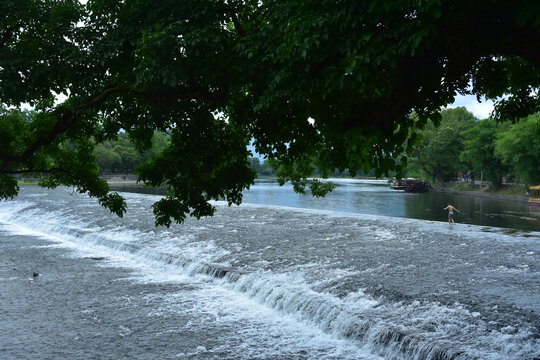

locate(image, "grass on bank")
[[447, 183, 527, 196]]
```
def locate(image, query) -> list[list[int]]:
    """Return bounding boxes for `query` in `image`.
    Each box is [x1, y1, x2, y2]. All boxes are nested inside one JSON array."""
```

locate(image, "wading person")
[[443, 204, 461, 224]]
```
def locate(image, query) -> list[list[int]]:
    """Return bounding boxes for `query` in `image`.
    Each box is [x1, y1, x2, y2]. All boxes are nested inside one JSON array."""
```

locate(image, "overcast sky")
[[447, 94, 494, 119]]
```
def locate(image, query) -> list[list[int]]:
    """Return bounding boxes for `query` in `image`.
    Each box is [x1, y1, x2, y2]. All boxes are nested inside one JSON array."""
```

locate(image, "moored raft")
[[390, 178, 432, 192]]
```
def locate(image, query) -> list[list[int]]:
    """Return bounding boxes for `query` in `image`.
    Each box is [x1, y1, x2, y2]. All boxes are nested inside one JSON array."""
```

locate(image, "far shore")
[[105, 179, 140, 185], [431, 186, 528, 203]]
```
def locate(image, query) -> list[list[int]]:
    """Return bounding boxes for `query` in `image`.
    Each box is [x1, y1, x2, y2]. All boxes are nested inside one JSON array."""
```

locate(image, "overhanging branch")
[[0, 82, 230, 167]]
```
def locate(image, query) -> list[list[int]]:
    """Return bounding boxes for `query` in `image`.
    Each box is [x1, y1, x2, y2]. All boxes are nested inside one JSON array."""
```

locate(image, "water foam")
[[0, 209, 474, 360], [1, 191, 538, 360]]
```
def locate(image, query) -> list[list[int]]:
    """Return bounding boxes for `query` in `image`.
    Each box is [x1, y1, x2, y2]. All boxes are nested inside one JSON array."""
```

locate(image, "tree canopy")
[[93, 131, 169, 174], [495, 114, 540, 186], [408, 107, 475, 186], [1, 0, 539, 225], [461, 117, 509, 189]]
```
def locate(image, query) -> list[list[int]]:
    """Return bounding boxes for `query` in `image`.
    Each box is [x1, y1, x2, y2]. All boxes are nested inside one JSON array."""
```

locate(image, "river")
[[0, 180, 539, 359], [110, 178, 540, 232]]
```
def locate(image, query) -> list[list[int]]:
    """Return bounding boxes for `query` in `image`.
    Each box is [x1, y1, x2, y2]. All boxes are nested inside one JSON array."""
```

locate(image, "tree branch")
[[413, 147, 445, 186], [3, 167, 70, 175], [0, 82, 229, 166], [0, 21, 24, 49], [1, 108, 77, 165], [74, 86, 137, 111], [229, 11, 246, 37]]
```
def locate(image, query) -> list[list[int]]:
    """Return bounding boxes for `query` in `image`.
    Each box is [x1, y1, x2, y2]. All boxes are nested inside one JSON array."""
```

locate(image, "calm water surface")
[[0, 181, 539, 360], [112, 178, 540, 232]]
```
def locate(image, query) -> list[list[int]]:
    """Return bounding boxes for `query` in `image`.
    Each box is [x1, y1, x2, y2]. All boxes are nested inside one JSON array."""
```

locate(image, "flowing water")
[[1, 180, 539, 359]]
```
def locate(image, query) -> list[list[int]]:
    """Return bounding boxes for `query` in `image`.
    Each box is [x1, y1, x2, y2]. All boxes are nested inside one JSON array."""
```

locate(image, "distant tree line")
[[248, 157, 376, 178], [95, 133, 368, 178], [405, 107, 540, 189], [248, 157, 276, 177], [93, 132, 169, 174]]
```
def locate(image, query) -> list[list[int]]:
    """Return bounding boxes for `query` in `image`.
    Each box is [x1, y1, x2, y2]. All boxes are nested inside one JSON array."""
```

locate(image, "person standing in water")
[[444, 204, 461, 224]]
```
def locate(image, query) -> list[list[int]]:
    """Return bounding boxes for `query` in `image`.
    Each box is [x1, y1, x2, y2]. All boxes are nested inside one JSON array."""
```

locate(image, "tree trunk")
[[413, 147, 446, 186], [420, 164, 446, 187]]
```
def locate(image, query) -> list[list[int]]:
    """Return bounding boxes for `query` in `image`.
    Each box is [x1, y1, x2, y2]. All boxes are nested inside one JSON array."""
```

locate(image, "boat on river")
[[390, 178, 432, 192], [529, 185, 540, 206], [390, 178, 407, 190]]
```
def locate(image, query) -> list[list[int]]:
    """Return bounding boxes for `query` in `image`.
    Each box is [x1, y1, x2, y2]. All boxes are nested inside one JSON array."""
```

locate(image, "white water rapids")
[[0, 186, 539, 359]]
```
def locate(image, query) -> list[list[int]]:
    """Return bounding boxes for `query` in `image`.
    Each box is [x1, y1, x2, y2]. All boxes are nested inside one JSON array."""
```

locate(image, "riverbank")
[[433, 184, 529, 203]]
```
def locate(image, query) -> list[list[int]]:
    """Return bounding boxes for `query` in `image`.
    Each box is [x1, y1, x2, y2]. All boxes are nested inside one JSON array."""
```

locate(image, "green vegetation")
[[247, 157, 374, 178], [461, 117, 509, 190], [447, 183, 479, 191], [445, 184, 527, 197], [248, 158, 276, 178], [406, 108, 540, 190], [17, 181, 39, 186], [1, 1, 539, 225], [494, 115, 540, 186], [94, 132, 169, 174], [407, 107, 475, 186], [486, 185, 528, 196]]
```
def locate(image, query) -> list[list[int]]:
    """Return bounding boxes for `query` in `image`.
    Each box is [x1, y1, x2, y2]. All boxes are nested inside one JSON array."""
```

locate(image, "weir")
[[1, 187, 538, 360], [2, 210, 473, 360]]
